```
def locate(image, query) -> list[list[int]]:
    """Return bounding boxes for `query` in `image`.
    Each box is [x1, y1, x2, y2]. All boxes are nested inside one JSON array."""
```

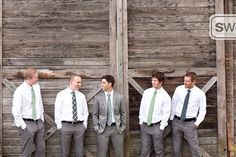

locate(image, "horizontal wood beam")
[[3, 68, 109, 79], [129, 68, 216, 78]]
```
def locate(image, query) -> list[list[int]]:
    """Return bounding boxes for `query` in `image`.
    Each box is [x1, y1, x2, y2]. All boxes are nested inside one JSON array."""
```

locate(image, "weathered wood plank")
[[3, 42, 108, 49], [225, 1, 234, 156], [4, 11, 109, 20], [128, 45, 216, 55], [2, 79, 15, 92], [4, 19, 109, 30], [129, 30, 210, 38], [128, 7, 215, 15], [201, 76, 217, 93], [3, 58, 109, 66], [109, 0, 116, 78], [86, 83, 102, 102], [116, 0, 123, 93], [128, 77, 144, 95], [3, 67, 109, 79], [129, 22, 209, 31], [128, 0, 214, 7], [4, 35, 108, 43], [0, 0, 2, 155], [129, 59, 215, 68], [129, 68, 216, 78], [129, 38, 215, 46], [123, 0, 129, 156], [215, 0, 227, 157], [4, 0, 109, 12], [3, 48, 109, 58]]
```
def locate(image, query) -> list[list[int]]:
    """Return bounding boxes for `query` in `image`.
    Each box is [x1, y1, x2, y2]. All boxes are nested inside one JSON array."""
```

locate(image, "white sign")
[[209, 14, 236, 40]]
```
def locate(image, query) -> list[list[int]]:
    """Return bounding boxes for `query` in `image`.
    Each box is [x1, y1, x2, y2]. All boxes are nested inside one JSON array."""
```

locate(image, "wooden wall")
[[127, 0, 217, 157], [0, 0, 233, 157], [234, 0, 236, 156], [2, 0, 109, 156]]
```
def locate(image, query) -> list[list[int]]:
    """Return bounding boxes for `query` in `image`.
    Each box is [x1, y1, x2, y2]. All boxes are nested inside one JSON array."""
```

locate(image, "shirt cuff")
[[57, 123, 62, 129], [160, 125, 165, 130], [139, 120, 143, 125], [170, 115, 174, 120], [194, 121, 200, 126], [21, 123, 26, 130], [83, 122, 87, 129]]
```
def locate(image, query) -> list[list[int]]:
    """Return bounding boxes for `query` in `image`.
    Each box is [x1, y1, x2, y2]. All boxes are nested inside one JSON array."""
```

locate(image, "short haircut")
[[152, 70, 165, 83], [69, 74, 81, 81], [23, 68, 37, 79], [185, 72, 197, 82], [101, 75, 115, 87]]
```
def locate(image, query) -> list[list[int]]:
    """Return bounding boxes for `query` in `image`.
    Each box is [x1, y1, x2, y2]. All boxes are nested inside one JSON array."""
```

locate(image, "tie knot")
[[187, 89, 191, 93], [154, 91, 157, 95], [107, 93, 111, 97], [72, 91, 75, 95]]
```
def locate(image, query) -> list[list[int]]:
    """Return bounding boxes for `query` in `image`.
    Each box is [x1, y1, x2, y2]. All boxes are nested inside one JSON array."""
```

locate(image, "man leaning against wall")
[[12, 67, 45, 157]]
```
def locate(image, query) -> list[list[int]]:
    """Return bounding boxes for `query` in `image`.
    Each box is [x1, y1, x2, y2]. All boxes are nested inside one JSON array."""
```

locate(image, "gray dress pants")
[[97, 125, 124, 157], [21, 119, 45, 157], [60, 122, 86, 157], [140, 123, 164, 157], [172, 118, 201, 157]]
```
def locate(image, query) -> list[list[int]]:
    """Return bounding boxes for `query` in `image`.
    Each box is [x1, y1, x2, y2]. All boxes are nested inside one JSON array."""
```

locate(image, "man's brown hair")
[[185, 72, 197, 82], [152, 70, 165, 84]]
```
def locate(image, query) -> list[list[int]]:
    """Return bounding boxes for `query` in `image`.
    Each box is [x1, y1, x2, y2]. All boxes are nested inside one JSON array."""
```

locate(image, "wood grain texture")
[[2, 0, 109, 156]]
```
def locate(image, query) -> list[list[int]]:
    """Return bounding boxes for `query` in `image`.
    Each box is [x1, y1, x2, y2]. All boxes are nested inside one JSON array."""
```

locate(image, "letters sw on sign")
[[209, 14, 236, 40]]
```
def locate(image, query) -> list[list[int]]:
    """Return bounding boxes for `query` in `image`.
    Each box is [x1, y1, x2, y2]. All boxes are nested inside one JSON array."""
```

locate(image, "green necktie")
[[147, 91, 157, 126], [31, 87, 36, 120]]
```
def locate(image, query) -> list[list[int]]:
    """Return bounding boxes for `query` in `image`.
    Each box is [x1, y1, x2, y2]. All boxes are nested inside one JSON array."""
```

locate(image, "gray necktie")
[[107, 94, 112, 126], [180, 89, 191, 121], [72, 92, 78, 121]]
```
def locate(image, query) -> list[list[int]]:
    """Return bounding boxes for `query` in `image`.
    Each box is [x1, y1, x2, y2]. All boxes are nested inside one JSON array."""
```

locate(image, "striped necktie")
[[107, 94, 112, 126], [72, 92, 78, 121]]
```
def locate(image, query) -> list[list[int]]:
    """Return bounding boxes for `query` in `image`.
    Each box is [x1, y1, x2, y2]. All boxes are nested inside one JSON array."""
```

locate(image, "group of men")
[[12, 67, 206, 157]]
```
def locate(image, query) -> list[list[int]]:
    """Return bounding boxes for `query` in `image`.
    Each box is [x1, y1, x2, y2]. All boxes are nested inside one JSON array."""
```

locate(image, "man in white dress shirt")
[[54, 74, 89, 157], [139, 71, 171, 157], [12, 67, 45, 157], [171, 72, 206, 157]]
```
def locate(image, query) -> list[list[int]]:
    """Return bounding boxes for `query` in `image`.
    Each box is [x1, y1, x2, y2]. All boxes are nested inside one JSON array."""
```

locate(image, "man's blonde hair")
[[23, 68, 37, 79]]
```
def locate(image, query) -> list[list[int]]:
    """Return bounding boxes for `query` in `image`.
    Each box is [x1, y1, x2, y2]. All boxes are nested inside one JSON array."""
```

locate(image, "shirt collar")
[[67, 87, 78, 94], [105, 90, 113, 96], [23, 81, 33, 90], [152, 87, 162, 92], [185, 85, 196, 91]]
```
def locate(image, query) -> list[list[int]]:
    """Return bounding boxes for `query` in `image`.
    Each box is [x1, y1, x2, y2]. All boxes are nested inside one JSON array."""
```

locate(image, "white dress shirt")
[[105, 90, 115, 123], [54, 87, 89, 129], [139, 87, 171, 130], [171, 85, 207, 126], [12, 81, 44, 129]]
